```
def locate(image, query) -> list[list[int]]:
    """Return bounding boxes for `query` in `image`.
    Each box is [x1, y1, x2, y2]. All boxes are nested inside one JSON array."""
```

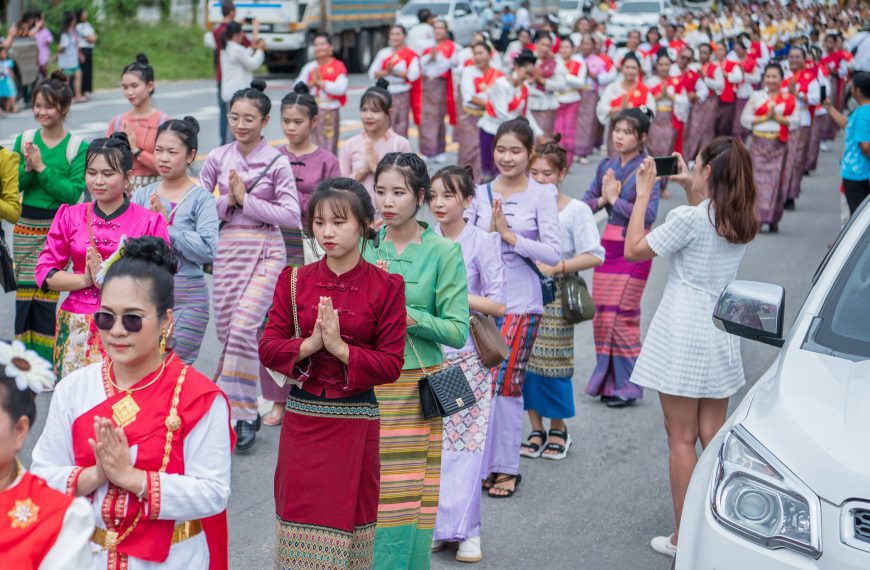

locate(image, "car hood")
[[610, 13, 657, 26], [743, 331, 870, 504]]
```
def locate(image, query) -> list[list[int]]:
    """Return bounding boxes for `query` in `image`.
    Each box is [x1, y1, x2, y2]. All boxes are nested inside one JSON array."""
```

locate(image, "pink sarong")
[[554, 101, 580, 163], [531, 109, 556, 136], [420, 77, 448, 158], [750, 134, 789, 224], [390, 90, 411, 138], [574, 92, 599, 159], [684, 97, 718, 160]]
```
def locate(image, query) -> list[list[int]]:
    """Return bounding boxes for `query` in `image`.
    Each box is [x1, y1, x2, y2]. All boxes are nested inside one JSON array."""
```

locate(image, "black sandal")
[[488, 474, 522, 498], [520, 430, 547, 459], [481, 472, 497, 491], [542, 428, 573, 460]]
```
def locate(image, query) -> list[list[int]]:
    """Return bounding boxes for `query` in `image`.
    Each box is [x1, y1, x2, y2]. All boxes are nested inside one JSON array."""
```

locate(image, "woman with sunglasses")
[[32, 236, 235, 570], [35, 133, 169, 380], [199, 80, 300, 451]]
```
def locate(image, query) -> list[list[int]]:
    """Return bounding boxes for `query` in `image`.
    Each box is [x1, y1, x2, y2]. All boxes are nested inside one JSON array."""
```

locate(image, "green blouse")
[[363, 222, 470, 370], [14, 130, 87, 210]]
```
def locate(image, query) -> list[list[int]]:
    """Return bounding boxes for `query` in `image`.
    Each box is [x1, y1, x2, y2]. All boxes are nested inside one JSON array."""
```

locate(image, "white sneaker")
[[650, 535, 677, 558], [820, 141, 830, 152], [456, 536, 482, 563], [432, 539, 446, 553]]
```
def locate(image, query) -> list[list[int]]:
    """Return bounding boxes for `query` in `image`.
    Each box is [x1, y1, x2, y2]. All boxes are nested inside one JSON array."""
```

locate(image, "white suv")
[[607, 0, 675, 46], [676, 200, 870, 568]]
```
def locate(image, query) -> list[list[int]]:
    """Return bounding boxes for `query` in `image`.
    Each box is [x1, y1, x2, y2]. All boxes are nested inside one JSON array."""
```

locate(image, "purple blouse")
[[35, 202, 170, 315], [277, 146, 340, 229], [199, 138, 300, 229], [434, 222, 506, 355], [581, 152, 661, 229], [466, 176, 561, 314]]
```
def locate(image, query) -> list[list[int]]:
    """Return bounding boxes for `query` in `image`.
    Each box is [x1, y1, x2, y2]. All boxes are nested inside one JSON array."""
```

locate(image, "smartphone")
[[653, 156, 678, 178], [820, 84, 827, 103], [244, 16, 253, 24]]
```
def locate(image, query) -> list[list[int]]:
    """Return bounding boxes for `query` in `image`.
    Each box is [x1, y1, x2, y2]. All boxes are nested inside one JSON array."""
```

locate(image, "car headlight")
[[710, 426, 821, 559]]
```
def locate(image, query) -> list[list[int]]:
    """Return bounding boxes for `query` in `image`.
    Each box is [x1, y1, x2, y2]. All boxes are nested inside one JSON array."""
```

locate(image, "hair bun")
[[293, 82, 311, 95], [108, 131, 131, 149], [552, 133, 562, 144], [250, 79, 267, 93], [135, 52, 149, 65], [122, 236, 178, 276], [375, 78, 390, 90], [182, 115, 201, 134], [49, 70, 68, 84]]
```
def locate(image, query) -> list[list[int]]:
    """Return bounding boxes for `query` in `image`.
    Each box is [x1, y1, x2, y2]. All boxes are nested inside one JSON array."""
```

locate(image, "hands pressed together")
[[301, 296, 350, 363], [226, 169, 247, 207], [84, 417, 144, 496]]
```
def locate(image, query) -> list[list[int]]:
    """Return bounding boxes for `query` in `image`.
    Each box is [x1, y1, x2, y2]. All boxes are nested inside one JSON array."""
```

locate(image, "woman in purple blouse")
[[431, 165, 506, 562], [581, 107, 661, 408], [466, 118, 561, 499], [199, 79, 301, 451]]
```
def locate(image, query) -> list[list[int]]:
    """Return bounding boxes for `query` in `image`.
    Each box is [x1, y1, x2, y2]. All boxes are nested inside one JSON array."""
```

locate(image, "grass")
[[92, 21, 215, 90]]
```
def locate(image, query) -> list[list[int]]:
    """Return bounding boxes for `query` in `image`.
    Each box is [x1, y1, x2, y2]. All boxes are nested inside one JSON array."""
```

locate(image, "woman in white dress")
[[623, 137, 759, 560]]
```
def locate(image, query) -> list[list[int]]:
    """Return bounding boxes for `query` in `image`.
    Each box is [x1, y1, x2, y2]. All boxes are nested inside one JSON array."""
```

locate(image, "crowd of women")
[[0, 2, 866, 569]]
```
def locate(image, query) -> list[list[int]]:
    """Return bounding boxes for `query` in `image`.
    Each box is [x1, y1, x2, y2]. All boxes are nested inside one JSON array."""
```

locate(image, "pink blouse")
[[35, 202, 170, 314], [338, 130, 412, 204]]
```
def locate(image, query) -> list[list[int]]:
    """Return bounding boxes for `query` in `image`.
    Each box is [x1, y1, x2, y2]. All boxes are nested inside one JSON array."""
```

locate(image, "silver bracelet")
[[136, 473, 148, 501]]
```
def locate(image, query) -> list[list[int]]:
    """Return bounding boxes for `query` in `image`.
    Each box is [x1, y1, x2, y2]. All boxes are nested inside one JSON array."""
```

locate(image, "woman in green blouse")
[[363, 152, 469, 570], [12, 71, 87, 362]]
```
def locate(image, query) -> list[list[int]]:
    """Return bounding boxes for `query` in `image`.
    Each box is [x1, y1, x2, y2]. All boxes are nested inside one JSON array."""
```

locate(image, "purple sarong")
[[575, 92, 599, 159], [750, 134, 789, 224], [420, 77, 448, 158]]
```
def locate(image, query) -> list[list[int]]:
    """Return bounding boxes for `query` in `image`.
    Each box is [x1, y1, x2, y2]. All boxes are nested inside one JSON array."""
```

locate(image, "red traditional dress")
[[31, 353, 235, 570], [0, 468, 94, 569], [595, 81, 655, 157], [368, 46, 422, 137], [459, 65, 503, 178], [296, 57, 349, 155], [714, 58, 743, 136], [685, 61, 722, 159], [728, 53, 761, 139], [646, 75, 682, 157]]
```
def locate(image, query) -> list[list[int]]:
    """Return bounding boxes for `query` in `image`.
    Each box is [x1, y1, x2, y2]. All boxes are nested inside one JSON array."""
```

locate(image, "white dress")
[[630, 200, 746, 399]]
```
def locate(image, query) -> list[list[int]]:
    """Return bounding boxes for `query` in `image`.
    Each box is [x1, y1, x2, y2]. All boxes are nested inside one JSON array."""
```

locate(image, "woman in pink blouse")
[[35, 133, 170, 379], [339, 79, 411, 221], [199, 79, 301, 451], [106, 53, 170, 191]]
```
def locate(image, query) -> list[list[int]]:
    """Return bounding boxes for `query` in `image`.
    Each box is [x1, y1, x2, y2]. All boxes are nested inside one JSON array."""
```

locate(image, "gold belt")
[[92, 520, 203, 547], [752, 130, 780, 140], [463, 107, 484, 117]]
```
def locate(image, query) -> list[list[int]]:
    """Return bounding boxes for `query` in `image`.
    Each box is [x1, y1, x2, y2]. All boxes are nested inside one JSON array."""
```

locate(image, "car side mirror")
[[713, 280, 785, 348], [455, 9, 469, 17]]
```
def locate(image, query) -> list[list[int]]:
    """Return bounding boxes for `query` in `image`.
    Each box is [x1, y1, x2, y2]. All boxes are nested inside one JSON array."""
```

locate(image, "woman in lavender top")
[[199, 80, 301, 451], [581, 107, 660, 408], [466, 118, 561, 499], [431, 166, 506, 562]]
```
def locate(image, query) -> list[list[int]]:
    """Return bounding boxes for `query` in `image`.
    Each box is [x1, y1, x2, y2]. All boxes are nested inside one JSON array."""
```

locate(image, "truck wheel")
[[351, 30, 372, 73]]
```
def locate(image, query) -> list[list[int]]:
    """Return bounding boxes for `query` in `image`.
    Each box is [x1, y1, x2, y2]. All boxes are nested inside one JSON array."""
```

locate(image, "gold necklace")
[[105, 357, 169, 428]]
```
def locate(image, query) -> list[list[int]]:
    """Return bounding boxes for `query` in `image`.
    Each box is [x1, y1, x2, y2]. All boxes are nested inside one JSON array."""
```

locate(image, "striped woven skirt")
[[390, 91, 411, 138], [213, 225, 286, 422], [684, 97, 718, 161], [420, 77, 448, 158], [751, 134, 789, 225], [280, 227, 305, 267], [13, 207, 60, 361], [574, 91, 599, 159], [785, 126, 810, 201], [434, 352, 492, 543], [648, 109, 677, 158], [457, 106, 482, 180], [531, 109, 556, 138], [172, 275, 210, 365], [54, 309, 104, 380], [483, 313, 540, 478], [524, 288, 576, 419], [584, 224, 651, 400], [374, 368, 443, 570], [554, 100, 580, 163], [313, 107, 341, 156], [806, 115, 824, 172], [715, 100, 736, 137], [732, 97, 750, 141], [275, 387, 380, 570]]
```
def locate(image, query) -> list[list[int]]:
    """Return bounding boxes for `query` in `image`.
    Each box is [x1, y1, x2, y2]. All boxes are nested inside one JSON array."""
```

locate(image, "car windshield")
[[812, 226, 870, 360], [401, 3, 451, 15], [560, 1, 580, 9], [618, 2, 660, 13]]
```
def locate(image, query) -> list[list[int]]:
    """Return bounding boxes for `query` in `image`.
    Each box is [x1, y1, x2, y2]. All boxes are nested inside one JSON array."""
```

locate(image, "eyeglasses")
[[227, 114, 260, 126], [94, 311, 158, 333]]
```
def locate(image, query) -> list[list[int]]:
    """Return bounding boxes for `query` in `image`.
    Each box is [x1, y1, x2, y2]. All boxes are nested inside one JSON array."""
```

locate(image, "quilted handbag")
[[407, 335, 475, 419]]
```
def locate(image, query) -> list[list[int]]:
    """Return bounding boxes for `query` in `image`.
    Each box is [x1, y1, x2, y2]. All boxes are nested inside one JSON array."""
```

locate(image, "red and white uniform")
[[557, 57, 586, 104], [595, 53, 619, 95], [368, 46, 421, 94], [727, 52, 762, 98], [595, 81, 656, 126], [295, 58, 349, 110], [718, 58, 744, 104], [698, 60, 725, 96], [461, 66, 503, 113], [740, 89, 799, 142], [478, 74, 542, 136], [615, 47, 653, 77], [528, 56, 566, 112], [782, 67, 821, 127]]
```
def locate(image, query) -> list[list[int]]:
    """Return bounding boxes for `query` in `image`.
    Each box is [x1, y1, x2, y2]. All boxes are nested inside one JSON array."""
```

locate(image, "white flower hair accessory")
[[95, 235, 128, 286], [0, 340, 56, 393]]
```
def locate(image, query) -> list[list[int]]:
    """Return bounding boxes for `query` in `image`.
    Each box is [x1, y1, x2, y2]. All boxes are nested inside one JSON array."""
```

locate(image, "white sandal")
[[519, 430, 547, 459], [542, 429, 572, 460]]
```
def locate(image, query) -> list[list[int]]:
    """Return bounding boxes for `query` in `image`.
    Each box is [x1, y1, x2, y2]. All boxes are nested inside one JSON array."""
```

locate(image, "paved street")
[[5, 75, 845, 569]]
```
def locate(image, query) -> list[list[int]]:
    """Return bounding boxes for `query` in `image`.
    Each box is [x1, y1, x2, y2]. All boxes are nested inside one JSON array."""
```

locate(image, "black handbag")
[[558, 272, 595, 324], [407, 335, 475, 420], [485, 183, 556, 306], [0, 231, 15, 293]]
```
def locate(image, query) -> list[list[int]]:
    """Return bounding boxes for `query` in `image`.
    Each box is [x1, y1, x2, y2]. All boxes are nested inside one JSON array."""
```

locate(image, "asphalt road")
[[4, 75, 846, 569]]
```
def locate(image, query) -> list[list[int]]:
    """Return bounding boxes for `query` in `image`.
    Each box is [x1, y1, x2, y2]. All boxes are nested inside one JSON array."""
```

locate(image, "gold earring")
[[159, 329, 167, 356]]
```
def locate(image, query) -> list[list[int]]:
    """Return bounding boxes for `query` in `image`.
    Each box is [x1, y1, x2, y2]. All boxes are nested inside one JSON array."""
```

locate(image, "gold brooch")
[[165, 412, 182, 432], [8, 498, 39, 529], [112, 394, 141, 428]]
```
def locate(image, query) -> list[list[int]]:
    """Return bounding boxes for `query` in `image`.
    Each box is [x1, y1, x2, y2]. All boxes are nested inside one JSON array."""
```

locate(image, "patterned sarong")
[[420, 77, 448, 158], [715, 101, 736, 137], [390, 91, 411, 138], [172, 275, 210, 365], [584, 224, 651, 400], [13, 210, 59, 361], [575, 92, 599, 159], [313, 108, 341, 156], [492, 313, 541, 398], [684, 97, 718, 160], [732, 97, 750, 141], [785, 126, 810, 201], [531, 110, 556, 138], [648, 109, 677, 158], [280, 226, 305, 267], [213, 225, 285, 421], [456, 106, 482, 180], [554, 101, 580, 163], [374, 368, 442, 570], [751, 134, 789, 224], [434, 352, 492, 543], [276, 387, 380, 570], [54, 309, 104, 380], [806, 116, 823, 172]]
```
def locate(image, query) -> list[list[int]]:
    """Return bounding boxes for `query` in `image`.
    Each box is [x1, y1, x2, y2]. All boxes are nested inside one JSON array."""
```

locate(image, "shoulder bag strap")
[[246, 154, 282, 194], [290, 266, 300, 338], [86, 203, 96, 249], [404, 334, 429, 374], [166, 186, 198, 225]]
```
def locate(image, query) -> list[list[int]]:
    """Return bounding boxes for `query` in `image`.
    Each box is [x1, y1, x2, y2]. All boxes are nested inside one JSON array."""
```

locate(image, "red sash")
[[309, 58, 348, 107], [423, 40, 458, 125], [600, 53, 615, 72], [755, 92, 797, 143], [0, 471, 73, 569], [384, 47, 422, 125], [783, 69, 816, 118], [609, 83, 651, 110], [535, 57, 557, 91], [749, 41, 764, 62], [486, 81, 528, 118], [669, 39, 687, 53], [739, 55, 758, 76], [474, 67, 503, 94], [565, 59, 583, 79], [702, 62, 717, 80], [70, 354, 234, 569], [720, 60, 740, 103]]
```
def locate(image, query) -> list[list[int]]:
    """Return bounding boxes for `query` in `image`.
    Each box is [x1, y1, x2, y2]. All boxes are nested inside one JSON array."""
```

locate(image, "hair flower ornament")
[[0, 340, 56, 393], [95, 235, 128, 286]]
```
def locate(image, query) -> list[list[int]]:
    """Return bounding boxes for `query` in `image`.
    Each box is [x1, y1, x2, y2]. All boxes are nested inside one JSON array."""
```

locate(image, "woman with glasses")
[[32, 236, 235, 570], [34, 133, 169, 380], [200, 80, 300, 452]]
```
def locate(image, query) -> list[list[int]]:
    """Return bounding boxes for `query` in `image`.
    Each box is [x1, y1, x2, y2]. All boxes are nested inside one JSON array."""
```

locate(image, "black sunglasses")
[[94, 311, 157, 333]]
